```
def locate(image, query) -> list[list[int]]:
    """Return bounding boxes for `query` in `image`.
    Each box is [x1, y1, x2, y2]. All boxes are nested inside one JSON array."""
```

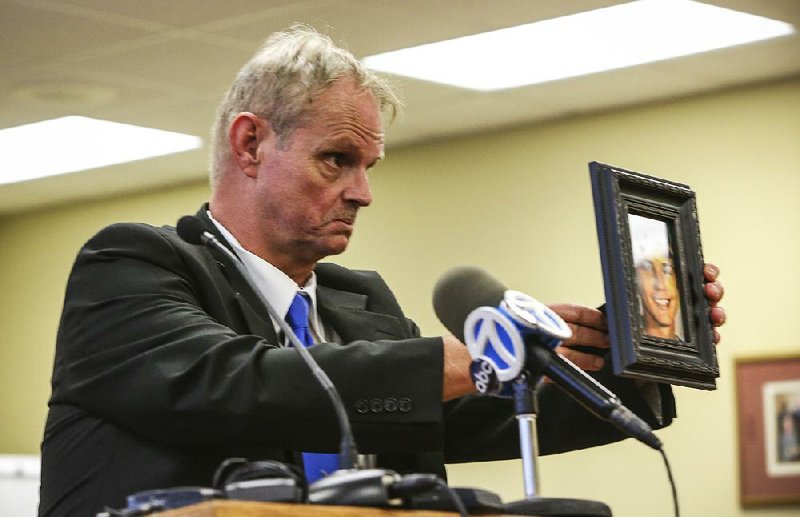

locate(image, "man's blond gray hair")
[[209, 25, 400, 189]]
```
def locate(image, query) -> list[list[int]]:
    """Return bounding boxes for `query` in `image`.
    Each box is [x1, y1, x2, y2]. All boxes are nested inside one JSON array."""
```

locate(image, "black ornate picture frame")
[[589, 161, 718, 389]]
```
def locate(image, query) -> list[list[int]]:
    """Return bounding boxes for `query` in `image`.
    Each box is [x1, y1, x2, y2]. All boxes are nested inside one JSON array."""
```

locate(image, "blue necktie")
[[285, 292, 339, 483]]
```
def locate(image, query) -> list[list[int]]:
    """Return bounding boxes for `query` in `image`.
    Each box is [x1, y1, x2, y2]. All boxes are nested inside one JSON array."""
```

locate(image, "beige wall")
[[1, 78, 798, 516]]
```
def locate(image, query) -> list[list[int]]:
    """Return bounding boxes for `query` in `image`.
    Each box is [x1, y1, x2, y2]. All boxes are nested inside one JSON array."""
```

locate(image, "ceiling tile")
[[72, 37, 252, 93], [56, 0, 318, 28], [0, 0, 157, 69], [0, 0, 798, 214]]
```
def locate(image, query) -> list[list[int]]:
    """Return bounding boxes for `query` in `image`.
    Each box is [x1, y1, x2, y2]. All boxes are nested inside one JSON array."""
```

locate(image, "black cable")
[[96, 503, 164, 517], [660, 448, 680, 517], [212, 457, 304, 490], [388, 474, 468, 517], [434, 478, 468, 517]]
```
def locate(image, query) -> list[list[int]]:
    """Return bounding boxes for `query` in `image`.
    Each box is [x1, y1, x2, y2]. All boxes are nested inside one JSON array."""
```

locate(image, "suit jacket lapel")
[[195, 206, 278, 343], [194, 205, 406, 345], [317, 285, 408, 343]]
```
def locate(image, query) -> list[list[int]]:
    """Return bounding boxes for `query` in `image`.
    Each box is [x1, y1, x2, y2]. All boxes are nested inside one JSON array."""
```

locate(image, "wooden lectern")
[[155, 500, 517, 516]]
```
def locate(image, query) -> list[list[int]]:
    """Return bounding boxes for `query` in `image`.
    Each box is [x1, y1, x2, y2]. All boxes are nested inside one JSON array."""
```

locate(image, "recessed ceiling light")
[[363, 0, 796, 91], [0, 116, 203, 185]]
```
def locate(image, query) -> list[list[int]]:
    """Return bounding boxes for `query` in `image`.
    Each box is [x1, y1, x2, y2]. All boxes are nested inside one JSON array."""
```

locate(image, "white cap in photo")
[[628, 214, 669, 267]]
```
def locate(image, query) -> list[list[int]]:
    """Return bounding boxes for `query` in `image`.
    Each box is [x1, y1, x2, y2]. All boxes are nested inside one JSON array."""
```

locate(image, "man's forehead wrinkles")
[[317, 97, 382, 132], [325, 122, 384, 148]]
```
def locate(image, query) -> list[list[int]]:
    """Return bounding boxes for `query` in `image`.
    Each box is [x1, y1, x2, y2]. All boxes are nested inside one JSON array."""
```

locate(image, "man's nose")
[[344, 168, 372, 207], [652, 272, 666, 290]]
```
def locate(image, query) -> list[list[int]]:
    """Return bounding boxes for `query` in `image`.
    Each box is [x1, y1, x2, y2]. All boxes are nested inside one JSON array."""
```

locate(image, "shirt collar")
[[206, 210, 320, 322]]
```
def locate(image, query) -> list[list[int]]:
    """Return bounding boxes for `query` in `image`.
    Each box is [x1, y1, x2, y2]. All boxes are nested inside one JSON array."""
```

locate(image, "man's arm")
[[442, 336, 475, 401], [52, 223, 446, 452], [439, 302, 675, 463]]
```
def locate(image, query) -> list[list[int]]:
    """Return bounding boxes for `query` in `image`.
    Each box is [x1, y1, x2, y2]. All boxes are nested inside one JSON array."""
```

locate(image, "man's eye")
[[662, 263, 674, 276], [325, 153, 347, 168]]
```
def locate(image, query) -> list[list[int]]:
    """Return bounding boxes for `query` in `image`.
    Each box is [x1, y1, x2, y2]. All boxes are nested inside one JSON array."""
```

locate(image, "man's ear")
[[228, 112, 269, 178]]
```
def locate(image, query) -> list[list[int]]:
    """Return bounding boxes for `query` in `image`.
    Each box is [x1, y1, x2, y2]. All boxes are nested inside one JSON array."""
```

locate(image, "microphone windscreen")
[[432, 266, 507, 342], [176, 215, 206, 245]]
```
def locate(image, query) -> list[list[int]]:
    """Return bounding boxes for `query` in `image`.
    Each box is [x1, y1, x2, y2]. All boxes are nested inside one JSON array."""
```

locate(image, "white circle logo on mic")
[[502, 290, 572, 343], [464, 306, 526, 382]]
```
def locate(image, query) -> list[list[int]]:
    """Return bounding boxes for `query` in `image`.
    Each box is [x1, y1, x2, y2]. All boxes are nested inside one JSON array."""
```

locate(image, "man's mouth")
[[324, 215, 356, 232], [332, 211, 357, 226], [652, 295, 671, 308]]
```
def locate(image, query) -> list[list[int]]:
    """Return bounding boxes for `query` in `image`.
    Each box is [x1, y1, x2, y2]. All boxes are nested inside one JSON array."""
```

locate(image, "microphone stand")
[[503, 372, 612, 517], [513, 375, 542, 499]]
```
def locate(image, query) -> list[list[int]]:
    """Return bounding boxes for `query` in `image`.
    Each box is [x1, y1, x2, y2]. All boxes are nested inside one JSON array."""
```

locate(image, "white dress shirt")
[[208, 211, 328, 345]]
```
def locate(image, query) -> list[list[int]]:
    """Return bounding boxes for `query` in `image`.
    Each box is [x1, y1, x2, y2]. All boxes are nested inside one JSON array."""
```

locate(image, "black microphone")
[[432, 266, 663, 451], [176, 215, 359, 471], [433, 265, 506, 343]]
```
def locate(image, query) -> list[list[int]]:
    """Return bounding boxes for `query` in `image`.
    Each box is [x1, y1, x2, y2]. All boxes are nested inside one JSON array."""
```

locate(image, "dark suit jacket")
[[39, 206, 674, 516]]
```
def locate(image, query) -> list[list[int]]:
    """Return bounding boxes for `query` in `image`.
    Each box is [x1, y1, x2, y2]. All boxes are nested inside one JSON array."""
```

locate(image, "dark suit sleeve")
[[315, 263, 676, 461], [440, 361, 675, 463], [51, 223, 445, 452]]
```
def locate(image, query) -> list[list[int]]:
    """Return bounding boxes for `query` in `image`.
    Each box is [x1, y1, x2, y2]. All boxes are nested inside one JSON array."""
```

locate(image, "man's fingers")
[[710, 306, 726, 327], [702, 263, 725, 345], [556, 345, 605, 371], [549, 303, 608, 331], [562, 324, 610, 349], [705, 281, 724, 304], [548, 303, 610, 351], [703, 263, 720, 282]]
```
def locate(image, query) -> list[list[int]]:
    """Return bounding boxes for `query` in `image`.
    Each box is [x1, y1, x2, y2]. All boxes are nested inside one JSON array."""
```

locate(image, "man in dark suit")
[[39, 26, 726, 516]]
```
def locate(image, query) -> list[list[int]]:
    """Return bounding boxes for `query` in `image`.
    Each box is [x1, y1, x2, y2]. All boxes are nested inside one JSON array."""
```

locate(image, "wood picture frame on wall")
[[589, 161, 718, 389], [736, 354, 800, 507]]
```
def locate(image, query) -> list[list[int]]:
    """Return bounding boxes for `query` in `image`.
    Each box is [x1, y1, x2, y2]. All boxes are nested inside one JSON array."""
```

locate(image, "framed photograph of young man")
[[589, 161, 718, 389]]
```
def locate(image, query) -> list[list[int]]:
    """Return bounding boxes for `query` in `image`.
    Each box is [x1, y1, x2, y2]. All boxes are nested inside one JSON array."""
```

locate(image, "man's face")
[[637, 257, 679, 333], [252, 78, 384, 266]]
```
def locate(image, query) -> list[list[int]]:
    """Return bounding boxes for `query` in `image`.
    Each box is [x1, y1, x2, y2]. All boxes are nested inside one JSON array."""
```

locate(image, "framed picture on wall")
[[589, 161, 718, 389], [736, 354, 800, 507]]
